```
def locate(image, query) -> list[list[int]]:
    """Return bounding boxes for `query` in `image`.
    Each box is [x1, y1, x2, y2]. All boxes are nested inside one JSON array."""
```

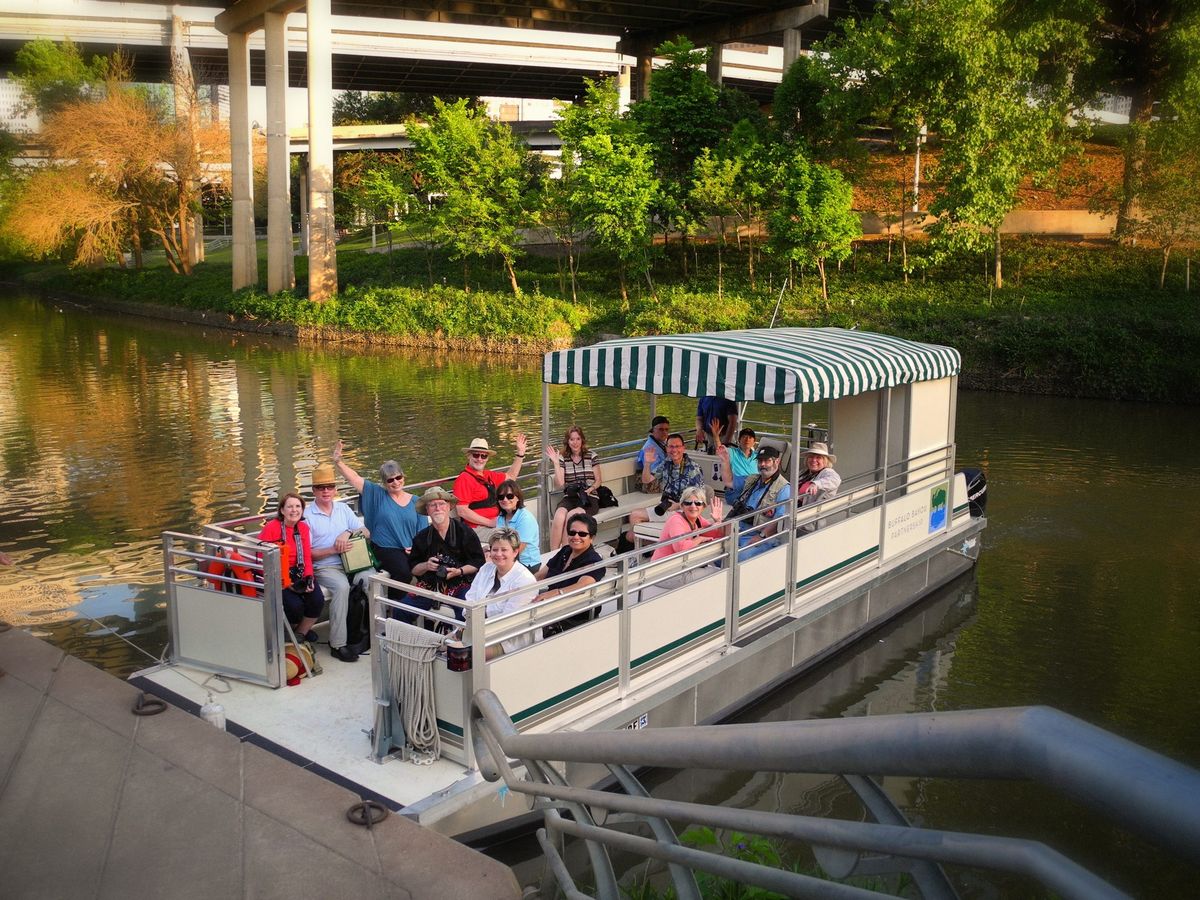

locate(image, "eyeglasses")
[[385, 475, 404, 483], [497, 492, 517, 500], [567, 529, 592, 538], [681, 500, 705, 507], [313, 484, 336, 491], [470, 452, 490, 460], [758, 459, 777, 467]]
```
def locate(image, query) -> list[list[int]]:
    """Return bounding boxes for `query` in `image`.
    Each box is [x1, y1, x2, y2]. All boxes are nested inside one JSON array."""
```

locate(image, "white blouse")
[[465, 561, 538, 653]]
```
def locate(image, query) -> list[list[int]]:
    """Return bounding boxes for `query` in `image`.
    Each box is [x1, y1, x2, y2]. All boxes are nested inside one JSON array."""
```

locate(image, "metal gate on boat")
[[162, 530, 295, 688]]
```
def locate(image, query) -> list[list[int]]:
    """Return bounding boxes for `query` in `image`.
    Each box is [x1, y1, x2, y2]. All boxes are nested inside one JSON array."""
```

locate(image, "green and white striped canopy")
[[543, 328, 960, 404]]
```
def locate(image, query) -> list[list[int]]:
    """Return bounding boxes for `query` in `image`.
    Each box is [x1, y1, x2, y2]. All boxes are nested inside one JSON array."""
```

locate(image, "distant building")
[[0, 79, 39, 133]]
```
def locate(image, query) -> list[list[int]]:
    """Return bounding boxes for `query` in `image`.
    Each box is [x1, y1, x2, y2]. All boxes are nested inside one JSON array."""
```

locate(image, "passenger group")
[[254, 413, 840, 661]]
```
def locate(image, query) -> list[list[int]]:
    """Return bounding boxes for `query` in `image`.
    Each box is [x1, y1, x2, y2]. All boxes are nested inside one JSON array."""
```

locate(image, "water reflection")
[[2, 293, 1198, 893]]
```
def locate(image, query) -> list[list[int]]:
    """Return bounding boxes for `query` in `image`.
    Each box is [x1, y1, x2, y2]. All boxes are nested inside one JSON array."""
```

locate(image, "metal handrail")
[[471, 691, 1200, 899]]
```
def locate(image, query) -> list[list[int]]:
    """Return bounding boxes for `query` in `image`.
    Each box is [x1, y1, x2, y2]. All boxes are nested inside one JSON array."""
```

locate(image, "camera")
[[654, 491, 679, 517], [433, 556, 454, 581], [289, 563, 315, 594]]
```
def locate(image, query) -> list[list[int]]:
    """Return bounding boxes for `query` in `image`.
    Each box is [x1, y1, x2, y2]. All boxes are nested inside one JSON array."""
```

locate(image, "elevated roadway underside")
[[0, 0, 867, 100]]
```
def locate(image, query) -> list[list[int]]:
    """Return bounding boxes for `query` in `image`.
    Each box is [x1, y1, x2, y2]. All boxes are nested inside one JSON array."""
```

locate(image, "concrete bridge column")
[[783, 28, 803, 70], [636, 53, 653, 101], [707, 43, 723, 86], [227, 31, 258, 289], [264, 9, 295, 294], [305, 0, 337, 302], [617, 63, 631, 112]]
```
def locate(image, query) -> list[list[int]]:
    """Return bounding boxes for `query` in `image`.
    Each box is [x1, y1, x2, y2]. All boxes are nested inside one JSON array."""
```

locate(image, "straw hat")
[[415, 485, 458, 515], [805, 442, 837, 464], [462, 437, 496, 457], [310, 464, 336, 487]]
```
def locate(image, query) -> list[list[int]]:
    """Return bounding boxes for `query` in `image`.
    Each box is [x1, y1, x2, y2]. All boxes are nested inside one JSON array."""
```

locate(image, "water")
[[2, 293, 1198, 894]]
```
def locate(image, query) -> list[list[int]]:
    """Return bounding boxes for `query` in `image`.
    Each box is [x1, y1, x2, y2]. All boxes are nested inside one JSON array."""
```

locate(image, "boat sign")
[[625, 713, 649, 730]]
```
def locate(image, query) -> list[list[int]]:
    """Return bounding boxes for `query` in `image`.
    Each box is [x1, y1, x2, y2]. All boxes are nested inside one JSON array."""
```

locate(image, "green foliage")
[[407, 99, 541, 293], [557, 83, 659, 300], [331, 90, 477, 125], [767, 154, 862, 299], [8, 232, 1197, 404], [772, 54, 866, 170], [629, 37, 725, 236], [13, 38, 108, 116]]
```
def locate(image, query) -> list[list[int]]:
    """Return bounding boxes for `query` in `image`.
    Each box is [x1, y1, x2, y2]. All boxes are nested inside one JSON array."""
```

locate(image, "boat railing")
[[365, 447, 975, 763], [471, 689, 1200, 900]]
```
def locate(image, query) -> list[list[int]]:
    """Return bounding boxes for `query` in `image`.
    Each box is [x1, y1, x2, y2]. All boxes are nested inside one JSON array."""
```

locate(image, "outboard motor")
[[960, 468, 988, 517]]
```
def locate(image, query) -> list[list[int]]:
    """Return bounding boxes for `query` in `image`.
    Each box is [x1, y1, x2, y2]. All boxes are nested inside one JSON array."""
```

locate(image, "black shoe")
[[299, 630, 319, 645], [330, 645, 359, 662], [350, 639, 370, 656]]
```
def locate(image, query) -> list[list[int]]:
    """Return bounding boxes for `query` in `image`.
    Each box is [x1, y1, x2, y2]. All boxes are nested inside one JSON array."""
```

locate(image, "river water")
[[1, 293, 1197, 895]]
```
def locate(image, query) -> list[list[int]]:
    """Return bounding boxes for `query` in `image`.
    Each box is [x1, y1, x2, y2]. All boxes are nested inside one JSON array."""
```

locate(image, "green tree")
[[819, 0, 964, 277], [1066, 1, 1200, 239], [629, 37, 724, 273], [13, 38, 108, 117], [689, 148, 740, 298], [571, 130, 659, 303], [925, 1, 1090, 288], [772, 53, 867, 169], [550, 78, 628, 302], [332, 91, 476, 125], [407, 99, 539, 294], [767, 154, 861, 301], [1133, 93, 1200, 288]]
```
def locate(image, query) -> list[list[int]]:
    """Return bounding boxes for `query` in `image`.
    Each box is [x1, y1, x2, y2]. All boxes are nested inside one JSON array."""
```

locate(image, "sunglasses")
[[385, 474, 404, 483], [567, 529, 592, 538], [313, 484, 336, 490], [681, 500, 705, 507], [470, 451, 491, 460], [497, 492, 517, 499]]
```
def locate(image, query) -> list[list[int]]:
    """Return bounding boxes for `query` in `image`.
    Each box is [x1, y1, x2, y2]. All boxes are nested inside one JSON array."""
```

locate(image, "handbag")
[[596, 485, 619, 509], [340, 532, 378, 575]]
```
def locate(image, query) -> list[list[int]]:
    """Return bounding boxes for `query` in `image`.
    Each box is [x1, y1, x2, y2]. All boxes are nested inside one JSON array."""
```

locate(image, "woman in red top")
[[258, 492, 324, 643]]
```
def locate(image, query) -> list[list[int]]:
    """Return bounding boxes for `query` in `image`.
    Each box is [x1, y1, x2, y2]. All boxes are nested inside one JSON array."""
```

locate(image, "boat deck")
[[132, 635, 474, 812]]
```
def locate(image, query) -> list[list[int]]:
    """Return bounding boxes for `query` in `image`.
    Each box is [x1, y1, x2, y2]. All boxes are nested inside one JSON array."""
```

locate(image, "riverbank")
[[4, 236, 1196, 401]]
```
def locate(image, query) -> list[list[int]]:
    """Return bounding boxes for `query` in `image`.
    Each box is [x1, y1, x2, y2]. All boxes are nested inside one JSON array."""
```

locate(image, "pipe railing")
[[472, 690, 1200, 900]]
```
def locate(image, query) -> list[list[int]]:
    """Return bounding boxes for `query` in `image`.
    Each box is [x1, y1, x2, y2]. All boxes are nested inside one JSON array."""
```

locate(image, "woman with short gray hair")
[[333, 439, 427, 584]]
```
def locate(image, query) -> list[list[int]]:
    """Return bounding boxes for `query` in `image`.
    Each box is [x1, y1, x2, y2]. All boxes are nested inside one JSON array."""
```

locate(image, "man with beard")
[[406, 486, 485, 623]]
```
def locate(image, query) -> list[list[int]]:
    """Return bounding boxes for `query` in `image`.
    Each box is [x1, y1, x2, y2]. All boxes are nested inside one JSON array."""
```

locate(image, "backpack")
[[346, 580, 370, 648]]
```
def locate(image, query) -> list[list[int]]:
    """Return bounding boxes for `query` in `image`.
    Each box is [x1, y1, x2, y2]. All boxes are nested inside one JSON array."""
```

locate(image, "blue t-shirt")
[[359, 480, 428, 549], [729, 448, 759, 479], [697, 396, 737, 428], [636, 435, 667, 469], [497, 506, 541, 570]]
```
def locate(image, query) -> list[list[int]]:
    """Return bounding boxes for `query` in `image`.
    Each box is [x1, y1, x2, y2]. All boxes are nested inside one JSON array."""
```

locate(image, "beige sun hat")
[[805, 442, 837, 464], [415, 485, 458, 515], [463, 437, 497, 457], [310, 463, 337, 487]]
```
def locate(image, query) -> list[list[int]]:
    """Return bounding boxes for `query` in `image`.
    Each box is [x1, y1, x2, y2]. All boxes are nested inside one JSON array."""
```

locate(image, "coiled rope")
[[382, 619, 445, 764]]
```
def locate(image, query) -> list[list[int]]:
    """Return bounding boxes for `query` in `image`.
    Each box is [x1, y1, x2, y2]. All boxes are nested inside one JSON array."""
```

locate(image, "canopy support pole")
[[785, 402, 802, 613], [540, 382, 552, 544]]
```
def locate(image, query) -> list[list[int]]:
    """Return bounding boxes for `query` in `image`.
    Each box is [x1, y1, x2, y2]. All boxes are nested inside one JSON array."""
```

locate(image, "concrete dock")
[[0, 625, 521, 899]]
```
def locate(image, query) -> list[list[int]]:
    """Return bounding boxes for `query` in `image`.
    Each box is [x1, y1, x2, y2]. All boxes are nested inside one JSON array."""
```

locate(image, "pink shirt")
[[650, 511, 724, 561]]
